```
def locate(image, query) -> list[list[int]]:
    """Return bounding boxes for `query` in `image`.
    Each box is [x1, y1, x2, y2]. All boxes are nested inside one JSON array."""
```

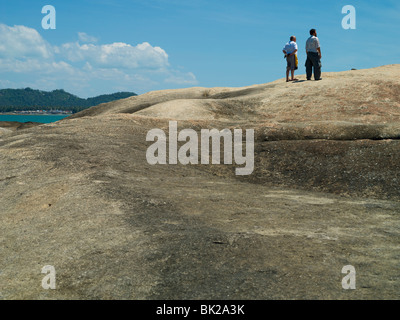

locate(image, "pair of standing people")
[[282, 29, 322, 82]]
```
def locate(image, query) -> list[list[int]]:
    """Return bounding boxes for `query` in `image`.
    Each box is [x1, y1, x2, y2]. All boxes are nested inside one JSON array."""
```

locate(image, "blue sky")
[[0, 0, 398, 97]]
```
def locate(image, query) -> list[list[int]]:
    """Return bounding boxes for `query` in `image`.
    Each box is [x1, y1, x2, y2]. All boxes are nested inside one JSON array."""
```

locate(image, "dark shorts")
[[286, 54, 296, 71]]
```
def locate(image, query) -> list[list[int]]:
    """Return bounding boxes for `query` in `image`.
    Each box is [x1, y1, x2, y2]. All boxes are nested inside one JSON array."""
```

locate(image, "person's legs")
[[314, 57, 322, 80], [308, 52, 321, 80], [286, 56, 290, 82], [286, 55, 295, 81], [306, 54, 313, 80]]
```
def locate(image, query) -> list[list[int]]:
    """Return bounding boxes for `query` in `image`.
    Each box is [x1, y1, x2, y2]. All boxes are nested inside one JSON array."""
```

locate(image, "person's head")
[[290, 36, 296, 42], [310, 29, 317, 36]]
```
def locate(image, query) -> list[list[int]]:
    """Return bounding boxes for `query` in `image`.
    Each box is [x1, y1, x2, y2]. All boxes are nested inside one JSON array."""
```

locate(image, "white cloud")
[[58, 41, 169, 70], [78, 32, 98, 43], [0, 24, 53, 59], [0, 23, 198, 97], [165, 71, 198, 85]]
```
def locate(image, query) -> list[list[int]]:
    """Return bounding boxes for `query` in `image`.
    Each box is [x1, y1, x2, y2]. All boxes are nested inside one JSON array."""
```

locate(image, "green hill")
[[0, 88, 137, 113]]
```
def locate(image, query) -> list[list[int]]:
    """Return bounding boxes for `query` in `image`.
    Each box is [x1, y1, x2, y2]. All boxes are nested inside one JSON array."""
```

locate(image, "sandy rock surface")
[[1, 65, 399, 299]]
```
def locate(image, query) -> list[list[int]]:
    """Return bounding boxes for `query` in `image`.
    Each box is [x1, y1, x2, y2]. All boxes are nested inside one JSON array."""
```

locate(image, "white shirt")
[[306, 36, 320, 53], [283, 41, 298, 54]]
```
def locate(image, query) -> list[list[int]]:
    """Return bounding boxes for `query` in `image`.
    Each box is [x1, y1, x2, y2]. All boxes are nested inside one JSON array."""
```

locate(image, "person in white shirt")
[[282, 36, 298, 82], [305, 29, 322, 80]]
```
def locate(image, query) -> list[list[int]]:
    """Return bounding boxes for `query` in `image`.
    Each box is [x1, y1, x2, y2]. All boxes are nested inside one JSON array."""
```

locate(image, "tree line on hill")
[[0, 88, 137, 113]]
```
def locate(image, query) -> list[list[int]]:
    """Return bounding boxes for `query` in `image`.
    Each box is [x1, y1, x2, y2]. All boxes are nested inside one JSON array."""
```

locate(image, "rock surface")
[[0, 65, 399, 299], [0, 121, 41, 135]]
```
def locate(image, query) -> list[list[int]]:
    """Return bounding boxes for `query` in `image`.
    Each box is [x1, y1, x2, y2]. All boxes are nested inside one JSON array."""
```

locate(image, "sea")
[[0, 114, 70, 123]]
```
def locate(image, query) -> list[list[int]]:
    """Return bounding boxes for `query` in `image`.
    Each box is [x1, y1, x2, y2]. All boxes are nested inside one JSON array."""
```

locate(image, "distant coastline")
[[0, 111, 72, 115], [0, 88, 137, 114], [0, 114, 69, 124]]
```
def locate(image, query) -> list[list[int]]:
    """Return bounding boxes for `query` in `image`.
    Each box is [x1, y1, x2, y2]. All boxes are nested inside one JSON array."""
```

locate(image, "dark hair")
[[310, 29, 316, 35], [290, 36, 295, 41]]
